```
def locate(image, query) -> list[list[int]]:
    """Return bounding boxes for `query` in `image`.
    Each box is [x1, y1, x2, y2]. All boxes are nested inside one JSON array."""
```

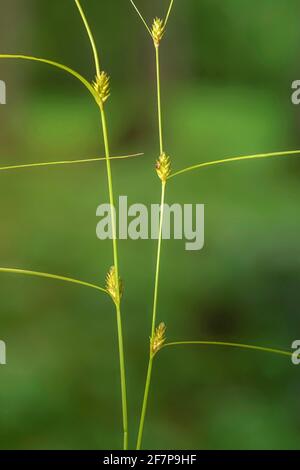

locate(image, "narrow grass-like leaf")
[[162, 341, 292, 358], [129, 0, 152, 37], [0, 267, 107, 295], [0, 54, 97, 101], [164, 0, 175, 27], [169, 150, 300, 179], [0, 153, 144, 173]]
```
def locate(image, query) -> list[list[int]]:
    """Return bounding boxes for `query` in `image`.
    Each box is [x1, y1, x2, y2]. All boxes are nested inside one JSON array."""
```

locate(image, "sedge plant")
[[0, 0, 299, 450]]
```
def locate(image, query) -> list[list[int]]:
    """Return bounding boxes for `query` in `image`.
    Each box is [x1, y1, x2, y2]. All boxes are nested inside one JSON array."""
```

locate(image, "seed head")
[[156, 152, 171, 182], [152, 17, 165, 47], [151, 322, 166, 357], [106, 266, 123, 304], [92, 72, 110, 106]]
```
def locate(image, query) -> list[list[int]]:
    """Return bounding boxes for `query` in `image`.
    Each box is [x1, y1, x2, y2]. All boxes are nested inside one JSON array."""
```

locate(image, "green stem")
[[151, 44, 167, 339], [116, 303, 129, 450], [136, 181, 166, 450], [100, 107, 128, 450], [151, 182, 166, 337], [74, 0, 128, 449], [136, 38, 167, 453], [155, 45, 164, 156], [74, 0, 101, 76], [136, 358, 153, 450]]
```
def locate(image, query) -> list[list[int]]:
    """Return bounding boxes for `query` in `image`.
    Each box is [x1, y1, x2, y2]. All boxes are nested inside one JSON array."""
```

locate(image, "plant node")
[[92, 71, 110, 106], [152, 18, 165, 47], [106, 266, 123, 304], [151, 322, 166, 357], [156, 152, 171, 182]]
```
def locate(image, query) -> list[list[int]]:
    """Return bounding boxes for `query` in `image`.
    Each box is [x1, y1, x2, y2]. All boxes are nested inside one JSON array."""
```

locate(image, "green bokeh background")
[[0, 0, 300, 450]]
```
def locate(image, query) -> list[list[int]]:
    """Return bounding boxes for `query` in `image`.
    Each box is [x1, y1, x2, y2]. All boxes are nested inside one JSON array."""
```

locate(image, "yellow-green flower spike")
[[151, 322, 166, 357], [92, 71, 110, 106], [156, 152, 171, 182], [152, 18, 165, 47], [106, 266, 123, 304]]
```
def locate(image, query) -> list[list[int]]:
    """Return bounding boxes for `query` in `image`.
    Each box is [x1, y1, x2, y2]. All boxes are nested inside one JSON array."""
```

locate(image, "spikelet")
[[151, 322, 166, 357], [156, 152, 171, 182], [92, 71, 110, 106], [152, 17, 165, 47], [106, 266, 123, 304]]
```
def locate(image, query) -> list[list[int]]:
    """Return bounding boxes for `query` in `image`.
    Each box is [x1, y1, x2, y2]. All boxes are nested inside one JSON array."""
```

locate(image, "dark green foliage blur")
[[0, 0, 300, 449]]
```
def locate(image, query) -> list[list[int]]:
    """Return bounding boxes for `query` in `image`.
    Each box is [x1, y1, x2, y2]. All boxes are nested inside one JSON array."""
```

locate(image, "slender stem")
[[151, 182, 166, 337], [0, 153, 144, 173], [100, 109, 119, 278], [136, 32, 167, 453], [136, 181, 166, 450], [116, 303, 129, 450], [100, 107, 128, 450], [136, 358, 153, 450], [74, 0, 128, 449], [162, 341, 292, 358], [155, 46, 164, 155], [169, 149, 300, 179], [0, 267, 107, 294], [74, 0, 101, 76]]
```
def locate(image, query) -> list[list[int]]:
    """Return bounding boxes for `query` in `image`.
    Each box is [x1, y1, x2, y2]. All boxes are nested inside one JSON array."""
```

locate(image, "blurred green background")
[[0, 0, 300, 450]]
